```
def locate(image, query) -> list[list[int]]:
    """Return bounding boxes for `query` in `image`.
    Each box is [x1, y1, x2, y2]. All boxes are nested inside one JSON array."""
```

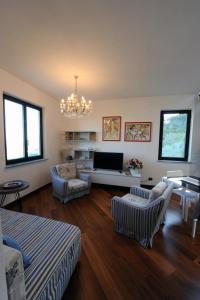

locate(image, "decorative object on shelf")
[[60, 75, 93, 118], [128, 158, 143, 176], [102, 116, 121, 141], [124, 122, 152, 142]]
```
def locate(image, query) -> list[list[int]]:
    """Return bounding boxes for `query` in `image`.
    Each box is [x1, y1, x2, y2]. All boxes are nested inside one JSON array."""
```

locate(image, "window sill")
[[157, 160, 193, 164], [5, 158, 48, 168]]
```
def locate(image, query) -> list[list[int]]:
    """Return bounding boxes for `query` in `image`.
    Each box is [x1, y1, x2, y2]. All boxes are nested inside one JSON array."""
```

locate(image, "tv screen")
[[93, 152, 123, 171]]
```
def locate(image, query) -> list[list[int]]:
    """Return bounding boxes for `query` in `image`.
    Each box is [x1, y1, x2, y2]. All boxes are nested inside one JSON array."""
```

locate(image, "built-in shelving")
[[74, 149, 94, 160], [65, 131, 96, 142], [63, 131, 97, 168]]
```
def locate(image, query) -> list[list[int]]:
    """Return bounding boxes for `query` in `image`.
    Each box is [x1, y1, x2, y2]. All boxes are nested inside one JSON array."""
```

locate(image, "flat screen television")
[[93, 152, 123, 171]]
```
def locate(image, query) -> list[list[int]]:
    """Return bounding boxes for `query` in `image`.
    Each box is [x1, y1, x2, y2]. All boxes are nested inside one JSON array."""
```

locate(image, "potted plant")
[[128, 158, 143, 175]]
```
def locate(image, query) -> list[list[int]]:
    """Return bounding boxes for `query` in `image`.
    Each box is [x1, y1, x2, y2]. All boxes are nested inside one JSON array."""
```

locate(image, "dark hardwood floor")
[[10, 184, 200, 300]]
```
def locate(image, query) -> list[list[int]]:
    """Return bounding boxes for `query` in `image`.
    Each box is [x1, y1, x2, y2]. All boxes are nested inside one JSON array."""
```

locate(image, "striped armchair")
[[111, 183, 174, 248], [50, 163, 91, 203]]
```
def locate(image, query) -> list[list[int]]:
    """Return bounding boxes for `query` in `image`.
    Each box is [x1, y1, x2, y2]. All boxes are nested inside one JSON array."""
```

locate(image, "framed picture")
[[102, 116, 121, 141], [124, 122, 152, 142]]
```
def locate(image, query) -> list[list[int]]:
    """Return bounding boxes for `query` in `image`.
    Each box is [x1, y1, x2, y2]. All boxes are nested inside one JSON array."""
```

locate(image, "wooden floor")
[[14, 184, 200, 300]]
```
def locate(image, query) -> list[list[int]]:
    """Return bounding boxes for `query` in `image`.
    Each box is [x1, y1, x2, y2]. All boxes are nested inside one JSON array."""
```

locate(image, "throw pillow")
[[149, 181, 167, 202], [3, 234, 31, 269], [56, 163, 76, 180]]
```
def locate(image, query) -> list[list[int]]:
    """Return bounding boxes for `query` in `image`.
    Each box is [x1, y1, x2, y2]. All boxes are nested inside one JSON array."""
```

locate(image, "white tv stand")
[[80, 169, 141, 188]]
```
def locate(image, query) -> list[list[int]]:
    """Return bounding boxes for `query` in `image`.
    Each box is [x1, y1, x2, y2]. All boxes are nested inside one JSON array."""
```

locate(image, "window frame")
[[3, 93, 43, 166], [158, 109, 191, 162]]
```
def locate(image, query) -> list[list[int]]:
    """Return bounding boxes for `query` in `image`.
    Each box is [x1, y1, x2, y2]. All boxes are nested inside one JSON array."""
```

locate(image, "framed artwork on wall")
[[124, 122, 152, 142], [102, 116, 121, 141]]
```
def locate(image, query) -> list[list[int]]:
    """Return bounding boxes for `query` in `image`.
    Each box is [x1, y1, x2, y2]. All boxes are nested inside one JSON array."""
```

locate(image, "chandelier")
[[60, 75, 93, 118]]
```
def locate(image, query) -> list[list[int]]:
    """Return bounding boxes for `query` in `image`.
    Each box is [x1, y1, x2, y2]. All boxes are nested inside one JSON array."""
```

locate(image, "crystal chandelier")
[[60, 75, 93, 118]]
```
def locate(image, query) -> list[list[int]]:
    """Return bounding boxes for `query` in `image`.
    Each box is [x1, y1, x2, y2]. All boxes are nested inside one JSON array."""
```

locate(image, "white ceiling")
[[0, 0, 200, 100]]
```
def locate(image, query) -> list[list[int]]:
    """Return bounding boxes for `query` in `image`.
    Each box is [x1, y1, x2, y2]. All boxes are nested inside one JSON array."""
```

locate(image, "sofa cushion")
[[3, 245, 26, 299], [149, 181, 167, 202], [56, 163, 76, 180], [122, 193, 149, 206], [3, 234, 31, 269], [68, 179, 88, 191]]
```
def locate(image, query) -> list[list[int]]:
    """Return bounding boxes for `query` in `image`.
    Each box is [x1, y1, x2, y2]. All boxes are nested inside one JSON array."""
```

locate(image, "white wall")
[[60, 95, 199, 185], [0, 68, 62, 204]]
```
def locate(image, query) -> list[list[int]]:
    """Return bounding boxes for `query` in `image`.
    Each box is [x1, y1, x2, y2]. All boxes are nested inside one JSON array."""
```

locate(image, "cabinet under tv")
[[80, 151, 141, 188], [80, 168, 141, 187]]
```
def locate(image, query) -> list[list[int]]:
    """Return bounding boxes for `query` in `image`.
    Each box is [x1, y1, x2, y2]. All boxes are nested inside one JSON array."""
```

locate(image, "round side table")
[[0, 180, 29, 211]]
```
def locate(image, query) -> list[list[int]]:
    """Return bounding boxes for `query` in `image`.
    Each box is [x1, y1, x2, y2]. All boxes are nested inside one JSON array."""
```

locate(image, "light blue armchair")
[[111, 183, 174, 248], [50, 163, 91, 203]]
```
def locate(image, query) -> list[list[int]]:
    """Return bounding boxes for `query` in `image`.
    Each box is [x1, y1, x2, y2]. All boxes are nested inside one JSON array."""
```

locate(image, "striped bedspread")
[[0, 208, 81, 300]]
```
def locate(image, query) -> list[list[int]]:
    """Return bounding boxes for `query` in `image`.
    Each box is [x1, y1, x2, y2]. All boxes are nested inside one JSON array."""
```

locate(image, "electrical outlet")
[[148, 177, 153, 181]]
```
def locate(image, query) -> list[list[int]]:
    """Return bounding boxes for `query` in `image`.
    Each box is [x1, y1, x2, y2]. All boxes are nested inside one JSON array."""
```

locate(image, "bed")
[[0, 208, 81, 300]]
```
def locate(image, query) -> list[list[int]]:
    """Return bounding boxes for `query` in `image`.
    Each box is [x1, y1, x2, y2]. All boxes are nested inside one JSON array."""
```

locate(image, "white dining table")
[[162, 176, 200, 238]]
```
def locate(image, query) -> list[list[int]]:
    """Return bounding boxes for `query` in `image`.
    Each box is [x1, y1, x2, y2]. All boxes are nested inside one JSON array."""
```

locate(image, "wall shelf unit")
[[63, 131, 97, 168], [65, 131, 96, 142]]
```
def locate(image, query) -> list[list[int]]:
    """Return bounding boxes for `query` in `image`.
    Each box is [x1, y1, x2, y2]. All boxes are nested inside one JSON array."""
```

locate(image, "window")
[[3, 94, 43, 165], [158, 110, 191, 161]]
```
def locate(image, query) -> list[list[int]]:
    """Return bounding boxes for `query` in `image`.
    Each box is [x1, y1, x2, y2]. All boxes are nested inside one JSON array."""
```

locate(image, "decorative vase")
[[130, 168, 139, 176]]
